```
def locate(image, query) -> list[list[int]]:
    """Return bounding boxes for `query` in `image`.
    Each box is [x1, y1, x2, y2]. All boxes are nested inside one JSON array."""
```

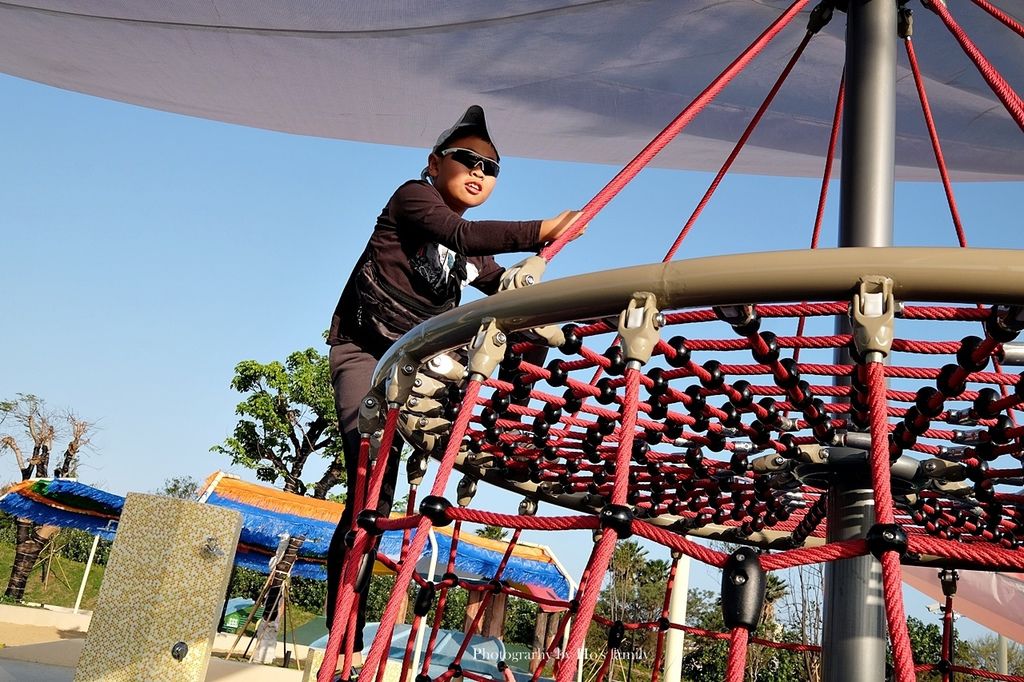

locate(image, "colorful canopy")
[[0, 474, 571, 602], [198, 472, 571, 601], [1, 1, 1021, 180]]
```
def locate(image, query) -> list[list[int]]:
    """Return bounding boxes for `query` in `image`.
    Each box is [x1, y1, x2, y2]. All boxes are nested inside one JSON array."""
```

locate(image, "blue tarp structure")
[[0, 474, 571, 602]]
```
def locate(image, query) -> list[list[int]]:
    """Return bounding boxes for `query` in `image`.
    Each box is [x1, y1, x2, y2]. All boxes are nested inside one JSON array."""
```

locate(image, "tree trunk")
[[5, 519, 58, 601]]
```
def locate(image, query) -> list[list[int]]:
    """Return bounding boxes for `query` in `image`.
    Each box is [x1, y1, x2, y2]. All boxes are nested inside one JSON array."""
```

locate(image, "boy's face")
[[427, 134, 498, 214]]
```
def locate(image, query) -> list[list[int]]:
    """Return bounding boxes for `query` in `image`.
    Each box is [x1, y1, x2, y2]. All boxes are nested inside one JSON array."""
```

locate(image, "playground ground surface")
[[0, 603, 309, 681]]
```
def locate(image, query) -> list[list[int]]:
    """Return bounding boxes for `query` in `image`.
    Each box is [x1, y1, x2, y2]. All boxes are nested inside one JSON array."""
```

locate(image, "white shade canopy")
[[1, 1, 1021, 179]]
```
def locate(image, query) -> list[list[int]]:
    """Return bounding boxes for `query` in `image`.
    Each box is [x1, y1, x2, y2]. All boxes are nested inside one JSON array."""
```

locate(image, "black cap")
[[432, 105, 498, 160]]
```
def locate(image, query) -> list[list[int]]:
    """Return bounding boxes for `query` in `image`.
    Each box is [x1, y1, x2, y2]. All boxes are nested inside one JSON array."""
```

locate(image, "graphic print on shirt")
[[409, 242, 479, 300]]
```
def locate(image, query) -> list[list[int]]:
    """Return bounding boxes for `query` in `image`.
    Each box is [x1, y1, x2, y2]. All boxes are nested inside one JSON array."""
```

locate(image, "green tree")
[[158, 475, 200, 499], [905, 616, 943, 680], [475, 525, 508, 541], [212, 348, 343, 498], [0, 395, 95, 600]]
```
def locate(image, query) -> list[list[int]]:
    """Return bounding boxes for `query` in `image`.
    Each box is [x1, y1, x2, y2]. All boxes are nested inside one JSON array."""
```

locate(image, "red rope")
[[972, 0, 1024, 37], [927, 0, 1024, 130], [725, 627, 749, 682], [904, 39, 967, 247], [882, 551, 916, 682], [662, 29, 814, 261], [539, 0, 811, 261], [359, 380, 483, 682], [555, 531, 618, 682], [319, 410, 401, 682]]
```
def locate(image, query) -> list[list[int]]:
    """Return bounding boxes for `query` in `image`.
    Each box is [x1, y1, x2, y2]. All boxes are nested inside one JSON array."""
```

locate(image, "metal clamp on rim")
[[466, 317, 507, 380], [850, 276, 896, 363], [618, 291, 662, 368]]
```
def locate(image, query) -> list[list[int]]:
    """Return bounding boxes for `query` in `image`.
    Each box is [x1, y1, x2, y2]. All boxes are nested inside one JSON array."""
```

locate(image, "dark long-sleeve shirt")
[[328, 180, 542, 350]]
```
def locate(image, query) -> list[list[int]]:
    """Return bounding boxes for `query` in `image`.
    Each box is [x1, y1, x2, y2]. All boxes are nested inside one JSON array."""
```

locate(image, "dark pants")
[[326, 342, 401, 651]]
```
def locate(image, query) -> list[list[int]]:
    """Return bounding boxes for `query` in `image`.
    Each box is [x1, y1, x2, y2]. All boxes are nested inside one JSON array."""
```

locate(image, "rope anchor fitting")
[[618, 291, 663, 366], [850, 276, 896, 362]]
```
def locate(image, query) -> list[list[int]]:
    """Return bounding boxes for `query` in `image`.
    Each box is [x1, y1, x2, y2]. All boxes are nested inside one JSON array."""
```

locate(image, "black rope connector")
[[599, 504, 634, 538], [657, 616, 671, 632], [956, 336, 989, 373], [666, 336, 691, 368], [721, 548, 766, 631], [563, 388, 583, 414], [807, 1, 835, 34], [343, 529, 358, 548], [488, 578, 504, 594], [419, 495, 453, 527], [414, 583, 436, 617], [448, 663, 463, 677], [497, 662, 508, 672], [596, 377, 617, 405], [415, 674, 432, 682], [442, 571, 460, 586], [751, 332, 780, 365], [939, 568, 959, 597], [607, 620, 626, 649], [546, 359, 568, 387], [986, 305, 1024, 343], [559, 325, 582, 354], [866, 523, 908, 559], [354, 551, 375, 593], [356, 509, 384, 536]]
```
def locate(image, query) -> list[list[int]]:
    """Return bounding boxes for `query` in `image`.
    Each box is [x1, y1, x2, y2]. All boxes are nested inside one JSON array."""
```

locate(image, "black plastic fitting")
[[356, 509, 383, 535], [808, 1, 835, 34], [956, 336, 989, 373], [603, 346, 626, 376], [721, 548, 766, 631], [700, 361, 725, 390], [546, 359, 568, 387], [419, 495, 453, 527], [560, 324, 582, 354], [599, 504, 634, 538], [666, 336, 691, 368], [751, 332, 780, 365], [562, 388, 583, 414], [414, 583, 436, 617], [684, 385, 706, 415], [607, 620, 626, 649], [646, 367, 667, 397], [986, 305, 1024, 343], [866, 523, 908, 559], [354, 551, 375, 593], [937, 364, 968, 398], [596, 378, 617, 405]]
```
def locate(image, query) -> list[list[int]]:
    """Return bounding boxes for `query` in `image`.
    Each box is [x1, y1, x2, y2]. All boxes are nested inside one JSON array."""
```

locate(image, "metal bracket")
[[466, 317, 507, 380], [424, 353, 467, 381], [404, 396, 445, 417], [499, 255, 547, 291], [386, 355, 418, 406], [358, 391, 385, 435], [850, 276, 896, 362], [618, 292, 662, 365]]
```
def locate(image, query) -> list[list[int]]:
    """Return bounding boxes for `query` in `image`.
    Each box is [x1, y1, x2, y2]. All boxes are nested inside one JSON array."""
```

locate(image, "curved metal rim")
[[375, 247, 1024, 387]]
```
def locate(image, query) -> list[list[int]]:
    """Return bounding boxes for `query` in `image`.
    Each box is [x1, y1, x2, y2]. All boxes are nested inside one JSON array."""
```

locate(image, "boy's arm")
[[392, 182, 541, 256], [468, 256, 505, 295]]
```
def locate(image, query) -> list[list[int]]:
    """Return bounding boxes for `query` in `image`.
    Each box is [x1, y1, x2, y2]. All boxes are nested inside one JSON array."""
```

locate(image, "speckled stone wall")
[[74, 493, 242, 682]]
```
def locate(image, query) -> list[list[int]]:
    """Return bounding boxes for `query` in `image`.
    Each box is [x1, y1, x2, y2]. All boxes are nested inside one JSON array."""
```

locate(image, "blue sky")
[[2, 72, 1022, 639]]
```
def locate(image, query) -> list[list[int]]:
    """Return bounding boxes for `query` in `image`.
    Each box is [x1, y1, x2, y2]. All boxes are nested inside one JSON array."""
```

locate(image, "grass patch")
[[0, 541, 105, 610]]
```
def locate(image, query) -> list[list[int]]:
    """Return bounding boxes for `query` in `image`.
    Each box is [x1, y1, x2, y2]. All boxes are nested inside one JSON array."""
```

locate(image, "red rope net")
[[317, 2, 1024, 681]]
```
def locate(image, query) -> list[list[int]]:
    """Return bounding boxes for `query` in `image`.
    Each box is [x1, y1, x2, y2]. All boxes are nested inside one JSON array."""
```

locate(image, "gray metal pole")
[[822, 1, 896, 681]]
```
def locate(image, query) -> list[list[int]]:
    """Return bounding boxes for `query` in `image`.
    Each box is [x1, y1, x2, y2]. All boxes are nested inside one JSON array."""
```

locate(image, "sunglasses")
[[439, 147, 500, 178]]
